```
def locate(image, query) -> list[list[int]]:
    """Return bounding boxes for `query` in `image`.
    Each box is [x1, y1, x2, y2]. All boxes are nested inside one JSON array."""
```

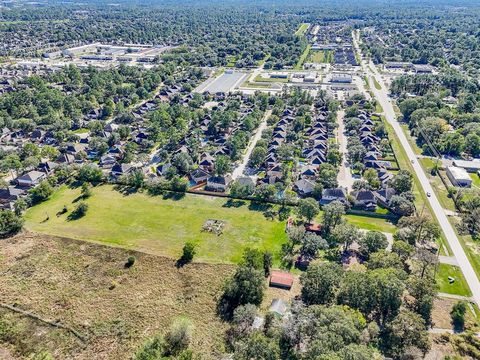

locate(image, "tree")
[[215, 155, 230, 176], [363, 168, 381, 190], [81, 182, 92, 198], [300, 233, 328, 259], [301, 263, 344, 305], [395, 215, 440, 246], [388, 195, 415, 216], [390, 170, 413, 194], [367, 251, 403, 271], [451, 301, 468, 331], [465, 133, 480, 157], [331, 222, 362, 252], [68, 202, 88, 220], [317, 163, 339, 189], [321, 200, 345, 237], [218, 266, 265, 319], [383, 310, 430, 358], [0, 210, 23, 238], [359, 231, 388, 258], [407, 276, 437, 325], [172, 152, 193, 174], [297, 198, 319, 223], [263, 251, 273, 277], [29, 180, 53, 203], [281, 304, 374, 359], [392, 240, 414, 263], [250, 147, 266, 168], [233, 331, 280, 360], [78, 164, 103, 183], [180, 241, 196, 265]]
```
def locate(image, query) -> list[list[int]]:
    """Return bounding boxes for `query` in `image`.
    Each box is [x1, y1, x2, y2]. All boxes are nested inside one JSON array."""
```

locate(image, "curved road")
[[353, 31, 480, 307]]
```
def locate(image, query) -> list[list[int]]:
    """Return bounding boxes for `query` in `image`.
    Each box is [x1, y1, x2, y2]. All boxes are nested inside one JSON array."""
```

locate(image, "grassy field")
[[295, 23, 309, 36], [0, 233, 231, 359], [254, 74, 289, 83], [294, 44, 311, 70], [25, 185, 288, 265], [436, 263, 472, 297], [25, 185, 399, 264], [306, 50, 333, 64]]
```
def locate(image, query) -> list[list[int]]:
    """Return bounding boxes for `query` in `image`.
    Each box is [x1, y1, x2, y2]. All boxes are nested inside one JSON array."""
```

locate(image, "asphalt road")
[[231, 109, 271, 180], [352, 31, 480, 307]]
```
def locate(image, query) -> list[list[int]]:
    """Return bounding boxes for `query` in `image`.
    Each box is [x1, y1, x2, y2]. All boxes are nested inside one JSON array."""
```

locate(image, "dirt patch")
[[0, 231, 234, 359]]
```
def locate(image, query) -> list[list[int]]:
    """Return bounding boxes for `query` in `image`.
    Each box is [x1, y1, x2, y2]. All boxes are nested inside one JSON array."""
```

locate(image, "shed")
[[269, 270, 294, 290]]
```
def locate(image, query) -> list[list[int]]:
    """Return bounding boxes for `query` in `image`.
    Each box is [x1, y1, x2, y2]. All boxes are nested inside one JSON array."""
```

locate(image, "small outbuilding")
[[446, 166, 472, 187], [269, 270, 294, 290]]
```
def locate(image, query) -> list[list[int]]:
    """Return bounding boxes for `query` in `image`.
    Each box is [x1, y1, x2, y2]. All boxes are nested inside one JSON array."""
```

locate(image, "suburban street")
[[353, 30, 480, 307], [231, 109, 272, 180], [336, 110, 354, 191]]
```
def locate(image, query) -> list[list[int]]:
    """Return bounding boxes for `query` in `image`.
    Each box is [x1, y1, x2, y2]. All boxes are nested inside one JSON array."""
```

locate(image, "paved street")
[[231, 109, 271, 180], [336, 110, 354, 191], [353, 30, 480, 307]]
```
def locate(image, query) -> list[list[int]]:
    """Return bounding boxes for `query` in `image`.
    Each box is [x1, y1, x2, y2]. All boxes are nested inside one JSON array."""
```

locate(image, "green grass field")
[[25, 185, 288, 265], [25, 185, 399, 265], [436, 263, 472, 297], [295, 23, 309, 36], [307, 50, 333, 64], [295, 44, 311, 70]]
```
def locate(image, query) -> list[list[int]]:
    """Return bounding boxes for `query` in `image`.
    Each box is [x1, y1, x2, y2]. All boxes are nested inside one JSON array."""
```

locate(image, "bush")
[[68, 202, 88, 220], [451, 301, 468, 331], [0, 210, 23, 238], [125, 256, 136, 268], [179, 241, 196, 265]]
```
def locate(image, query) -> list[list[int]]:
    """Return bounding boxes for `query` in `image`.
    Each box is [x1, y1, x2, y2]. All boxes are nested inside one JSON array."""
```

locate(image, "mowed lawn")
[[25, 185, 288, 264], [436, 263, 472, 297]]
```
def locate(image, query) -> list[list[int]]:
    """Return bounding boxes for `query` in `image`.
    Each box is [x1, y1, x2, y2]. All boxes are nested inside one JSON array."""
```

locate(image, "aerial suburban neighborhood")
[[0, 0, 480, 359]]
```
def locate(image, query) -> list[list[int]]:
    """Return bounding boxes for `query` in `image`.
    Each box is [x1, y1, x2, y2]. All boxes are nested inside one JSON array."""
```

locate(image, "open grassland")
[[294, 44, 311, 70], [306, 50, 333, 63], [25, 185, 398, 264], [0, 233, 232, 359], [24, 185, 288, 265], [436, 263, 472, 297], [294, 23, 309, 36]]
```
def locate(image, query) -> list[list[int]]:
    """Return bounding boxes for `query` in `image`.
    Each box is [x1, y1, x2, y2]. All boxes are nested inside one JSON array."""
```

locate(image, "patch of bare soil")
[[0, 231, 234, 359]]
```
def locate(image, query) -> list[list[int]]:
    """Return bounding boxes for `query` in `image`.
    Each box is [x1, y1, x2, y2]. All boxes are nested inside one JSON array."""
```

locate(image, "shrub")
[[125, 256, 136, 268], [0, 210, 23, 238], [451, 301, 468, 331], [179, 242, 196, 265], [68, 202, 88, 220]]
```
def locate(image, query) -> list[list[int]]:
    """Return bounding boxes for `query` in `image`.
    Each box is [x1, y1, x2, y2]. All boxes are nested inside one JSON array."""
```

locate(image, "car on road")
[[411, 159, 415, 164], [426, 192, 431, 197]]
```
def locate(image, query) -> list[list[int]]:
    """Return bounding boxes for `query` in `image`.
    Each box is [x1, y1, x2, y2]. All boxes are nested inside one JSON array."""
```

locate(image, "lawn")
[[295, 23, 309, 36], [295, 44, 311, 70], [436, 263, 472, 297], [373, 77, 382, 90], [471, 173, 480, 188], [254, 74, 289, 83], [307, 50, 333, 64], [25, 185, 288, 265]]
